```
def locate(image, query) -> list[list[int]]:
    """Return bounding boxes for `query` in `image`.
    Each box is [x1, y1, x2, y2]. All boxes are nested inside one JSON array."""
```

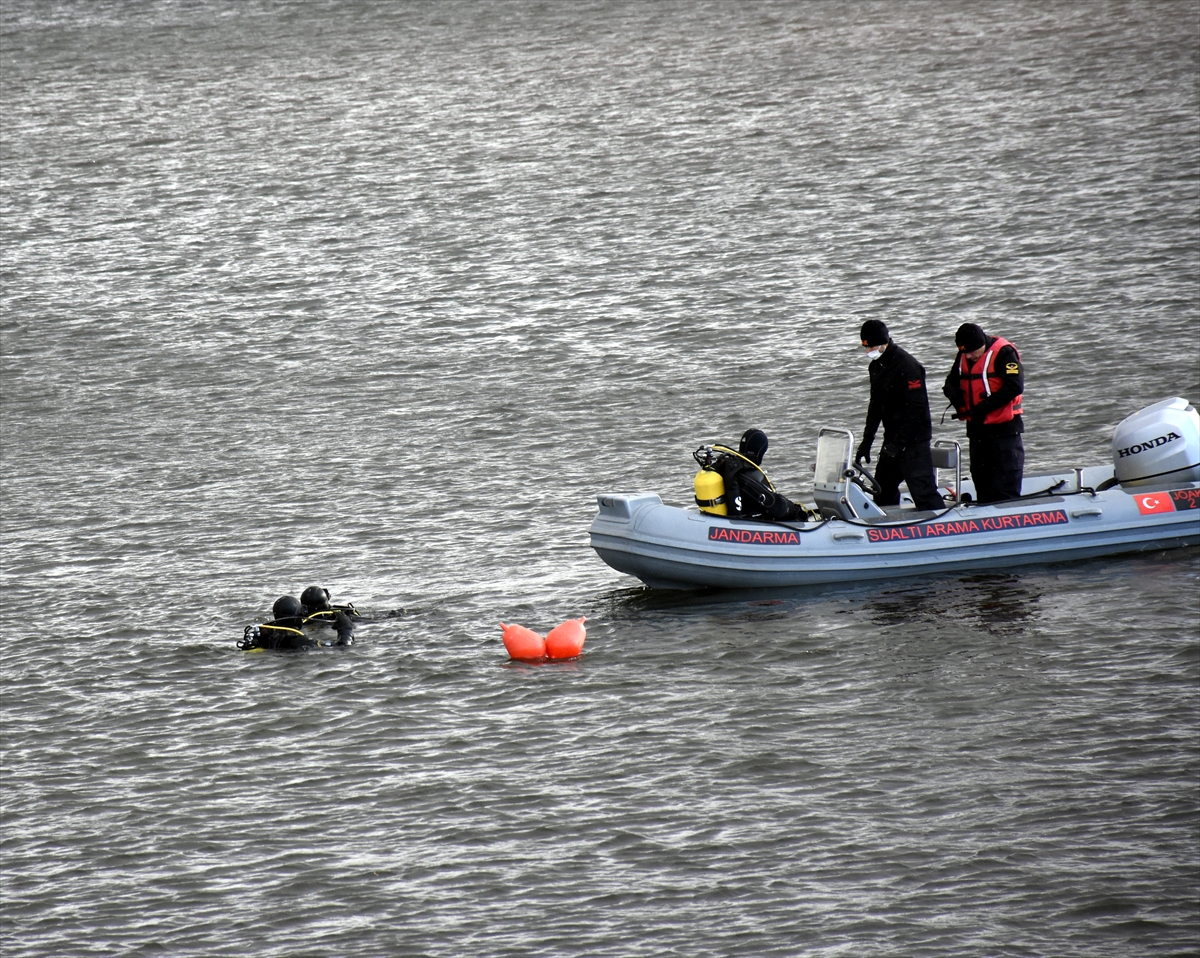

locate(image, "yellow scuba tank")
[[694, 469, 728, 516], [692, 442, 778, 518]]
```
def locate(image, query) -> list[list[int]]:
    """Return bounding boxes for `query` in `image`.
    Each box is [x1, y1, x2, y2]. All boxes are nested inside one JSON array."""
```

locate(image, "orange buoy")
[[545, 616, 586, 659], [500, 623, 546, 661]]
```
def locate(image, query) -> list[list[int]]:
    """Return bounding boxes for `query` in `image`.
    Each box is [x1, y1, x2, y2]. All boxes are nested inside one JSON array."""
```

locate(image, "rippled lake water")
[[2, 2, 1197, 956]]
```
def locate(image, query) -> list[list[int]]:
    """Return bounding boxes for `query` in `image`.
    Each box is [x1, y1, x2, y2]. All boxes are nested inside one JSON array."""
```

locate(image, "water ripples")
[[3, 1, 1198, 956]]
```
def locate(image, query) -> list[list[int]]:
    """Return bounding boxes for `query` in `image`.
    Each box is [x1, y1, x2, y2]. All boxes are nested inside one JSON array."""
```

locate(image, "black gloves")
[[855, 440, 872, 465]]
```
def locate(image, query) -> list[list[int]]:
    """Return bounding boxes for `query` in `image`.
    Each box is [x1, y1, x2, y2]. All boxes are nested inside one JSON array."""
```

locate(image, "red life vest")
[[957, 336, 1023, 425]]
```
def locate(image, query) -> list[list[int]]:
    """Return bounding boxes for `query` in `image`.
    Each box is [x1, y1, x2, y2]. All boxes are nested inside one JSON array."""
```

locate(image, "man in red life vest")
[[855, 320, 944, 511], [943, 323, 1025, 503]]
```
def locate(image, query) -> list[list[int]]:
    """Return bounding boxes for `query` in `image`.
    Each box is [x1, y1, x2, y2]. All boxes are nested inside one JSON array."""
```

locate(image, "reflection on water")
[[598, 548, 1200, 645], [867, 572, 1042, 637], [599, 566, 1043, 634]]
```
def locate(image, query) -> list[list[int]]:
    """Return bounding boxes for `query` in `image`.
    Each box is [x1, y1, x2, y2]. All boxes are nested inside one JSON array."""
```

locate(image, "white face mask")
[[866, 348, 882, 361]]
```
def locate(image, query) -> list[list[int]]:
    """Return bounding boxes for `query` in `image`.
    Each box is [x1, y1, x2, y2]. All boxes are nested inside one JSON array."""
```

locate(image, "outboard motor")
[[1112, 397, 1200, 488]]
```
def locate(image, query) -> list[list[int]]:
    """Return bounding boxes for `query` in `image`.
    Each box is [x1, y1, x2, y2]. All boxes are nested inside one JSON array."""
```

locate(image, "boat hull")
[[589, 484, 1200, 590]]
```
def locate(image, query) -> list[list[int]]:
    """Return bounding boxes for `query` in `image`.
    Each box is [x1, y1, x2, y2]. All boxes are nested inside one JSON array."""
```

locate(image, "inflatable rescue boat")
[[589, 398, 1200, 590]]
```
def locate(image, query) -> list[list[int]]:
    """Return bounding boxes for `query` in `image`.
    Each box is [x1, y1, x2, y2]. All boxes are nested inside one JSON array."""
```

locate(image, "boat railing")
[[932, 439, 963, 504]]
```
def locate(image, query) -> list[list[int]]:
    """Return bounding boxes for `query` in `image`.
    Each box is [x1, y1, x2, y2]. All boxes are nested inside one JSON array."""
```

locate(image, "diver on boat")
[[943, 323, 1024, 504], [696, 429, 812, 521], [238, 586, 358, 651], [855, 320, 945, 511]]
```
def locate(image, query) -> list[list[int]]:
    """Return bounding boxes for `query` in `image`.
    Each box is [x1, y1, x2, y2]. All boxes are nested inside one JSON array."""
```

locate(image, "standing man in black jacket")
[[855, 320, 944, 511]]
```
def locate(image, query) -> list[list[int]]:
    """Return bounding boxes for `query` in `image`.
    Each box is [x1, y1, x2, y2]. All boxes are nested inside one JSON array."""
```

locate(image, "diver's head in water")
[[272, 595, 302, 620], [739, 429, 769, 466], [300, 585, 331, 613]]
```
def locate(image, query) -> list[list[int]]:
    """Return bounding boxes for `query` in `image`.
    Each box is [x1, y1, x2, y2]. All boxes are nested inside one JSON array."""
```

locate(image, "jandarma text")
[[708, 528, 802, 545]]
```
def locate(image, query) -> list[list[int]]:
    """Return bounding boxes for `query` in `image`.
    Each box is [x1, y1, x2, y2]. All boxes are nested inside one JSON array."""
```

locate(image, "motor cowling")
[[1112, 397, 1200, 487]]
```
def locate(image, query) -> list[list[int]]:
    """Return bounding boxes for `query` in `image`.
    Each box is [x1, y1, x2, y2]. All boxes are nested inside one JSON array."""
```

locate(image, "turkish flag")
[[1134, 493, 1175, 515]]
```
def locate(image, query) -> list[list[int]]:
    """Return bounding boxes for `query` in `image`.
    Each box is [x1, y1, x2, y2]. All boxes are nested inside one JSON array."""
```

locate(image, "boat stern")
[[588, 493, 705, 588]]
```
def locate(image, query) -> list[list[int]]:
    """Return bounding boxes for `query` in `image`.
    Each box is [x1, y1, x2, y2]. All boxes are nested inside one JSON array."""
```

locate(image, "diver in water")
[[714, 429, 812, 521], [239, 585, 358, 651], [298, 585, 357, 645]]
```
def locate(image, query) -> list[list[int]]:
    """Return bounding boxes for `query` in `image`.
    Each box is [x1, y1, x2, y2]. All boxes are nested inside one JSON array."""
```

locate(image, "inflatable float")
[[589, 398, 1200, 590], [501, 618, 587, 662]]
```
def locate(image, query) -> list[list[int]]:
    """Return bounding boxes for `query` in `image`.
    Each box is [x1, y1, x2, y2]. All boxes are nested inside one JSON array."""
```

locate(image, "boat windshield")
[[814, 429, 852, 487]]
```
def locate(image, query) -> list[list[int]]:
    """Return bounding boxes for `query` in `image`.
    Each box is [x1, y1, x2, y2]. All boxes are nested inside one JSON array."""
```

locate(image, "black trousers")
[[970, 433, 1025, 503], [873, 441, 945, 511]]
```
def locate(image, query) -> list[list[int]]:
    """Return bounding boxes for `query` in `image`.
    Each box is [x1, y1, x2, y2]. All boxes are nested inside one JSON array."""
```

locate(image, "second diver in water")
[[239, 585, 359, 651]]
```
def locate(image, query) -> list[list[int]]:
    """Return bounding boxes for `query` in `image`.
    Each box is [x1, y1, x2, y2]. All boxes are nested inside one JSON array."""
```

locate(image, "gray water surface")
[[2, 2, 1198, 956]]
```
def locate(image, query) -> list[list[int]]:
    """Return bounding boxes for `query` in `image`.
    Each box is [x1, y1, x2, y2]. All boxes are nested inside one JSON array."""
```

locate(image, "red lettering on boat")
[[708, 527, 800, 545], [864, 510, 1067, 542]]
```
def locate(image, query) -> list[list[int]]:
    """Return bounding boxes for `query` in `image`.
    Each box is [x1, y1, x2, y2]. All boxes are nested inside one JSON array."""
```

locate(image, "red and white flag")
[[1134, 493, 1175, 515]]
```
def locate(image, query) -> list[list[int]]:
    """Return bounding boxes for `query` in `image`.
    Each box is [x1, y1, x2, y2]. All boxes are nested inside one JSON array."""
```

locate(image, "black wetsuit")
[[716, 454, 808, 521], [241, 607, 356, 651], [860, 340, 944, 511]]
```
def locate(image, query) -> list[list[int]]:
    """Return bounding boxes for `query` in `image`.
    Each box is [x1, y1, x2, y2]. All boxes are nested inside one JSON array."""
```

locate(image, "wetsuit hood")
[[739, 428, 769, 466], [273, 595, 302, 619], [300, 585, 331, 613]]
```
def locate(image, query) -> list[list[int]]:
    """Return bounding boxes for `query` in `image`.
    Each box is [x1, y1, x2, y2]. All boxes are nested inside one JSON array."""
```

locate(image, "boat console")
[[811, 428, 888, 521]]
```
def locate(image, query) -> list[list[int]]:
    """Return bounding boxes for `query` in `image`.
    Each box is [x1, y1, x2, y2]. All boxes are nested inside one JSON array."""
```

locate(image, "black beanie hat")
[[739, 428, 769, 466], [955, 323, 987, 351], [860, 320, 890, 347]]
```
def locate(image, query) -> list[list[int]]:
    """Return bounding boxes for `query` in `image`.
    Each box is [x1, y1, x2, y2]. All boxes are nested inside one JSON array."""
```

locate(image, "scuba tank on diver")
[[692, 429, 816, 522], [693, 442, 778, 517], [693, 445, 729, 515]]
